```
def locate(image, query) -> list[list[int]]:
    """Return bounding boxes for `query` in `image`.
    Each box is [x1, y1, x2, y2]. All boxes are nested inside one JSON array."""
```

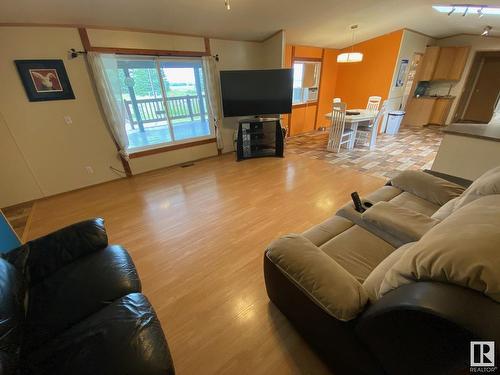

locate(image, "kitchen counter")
[[404, 96, 456, 127], [432, 123, 500, 180], [443, 123, 500, 142], [416, 95, 456, 99]]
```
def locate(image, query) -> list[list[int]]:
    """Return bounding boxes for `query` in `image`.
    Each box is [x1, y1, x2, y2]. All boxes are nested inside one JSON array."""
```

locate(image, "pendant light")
[[337, 25, 364, 63]]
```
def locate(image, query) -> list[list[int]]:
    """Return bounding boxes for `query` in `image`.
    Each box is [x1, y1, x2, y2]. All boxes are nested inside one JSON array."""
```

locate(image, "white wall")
[[387, 30, 434, 110], [210, 34, 284, 153], [0, 26, 284, 206], [380, 29, 434, 131], [261, 31, 285, 69], [87, 28, 206, 51], [0, 26, 123, 208], [435, 35, 500, 124]]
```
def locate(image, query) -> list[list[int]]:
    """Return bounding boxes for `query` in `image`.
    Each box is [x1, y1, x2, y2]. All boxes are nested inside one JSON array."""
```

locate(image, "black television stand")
[[236, 117, 284, 161]]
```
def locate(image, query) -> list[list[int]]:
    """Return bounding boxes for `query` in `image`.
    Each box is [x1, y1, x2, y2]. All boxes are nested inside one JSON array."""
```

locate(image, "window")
[[108, 56, 212, 151], [292, 61, 321, 105]]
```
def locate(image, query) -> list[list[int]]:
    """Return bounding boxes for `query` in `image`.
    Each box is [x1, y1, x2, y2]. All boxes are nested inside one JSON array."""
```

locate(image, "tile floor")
[[286, 125, 444, 179]]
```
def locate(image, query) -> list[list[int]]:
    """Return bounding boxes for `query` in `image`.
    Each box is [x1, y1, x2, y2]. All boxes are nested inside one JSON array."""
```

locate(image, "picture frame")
[[15, 59, 75, 102], [395, 58, 409, 88]]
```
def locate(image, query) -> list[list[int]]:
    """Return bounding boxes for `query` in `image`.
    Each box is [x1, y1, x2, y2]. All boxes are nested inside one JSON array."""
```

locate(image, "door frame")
[[452, 50, 500, 123]]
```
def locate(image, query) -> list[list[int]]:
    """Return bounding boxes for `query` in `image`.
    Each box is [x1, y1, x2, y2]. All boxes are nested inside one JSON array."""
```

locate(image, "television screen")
[[220, 69, 293, 117]]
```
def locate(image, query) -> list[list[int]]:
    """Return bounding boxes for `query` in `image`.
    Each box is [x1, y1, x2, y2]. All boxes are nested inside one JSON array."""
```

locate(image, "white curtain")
[[202, 56, 224, 151], [87, 52, 130, 157]]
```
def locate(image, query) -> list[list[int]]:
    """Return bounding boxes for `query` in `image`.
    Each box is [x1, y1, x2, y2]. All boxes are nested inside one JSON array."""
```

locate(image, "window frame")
[[114, 55, 215, 154], [292, 60, 322, 106]]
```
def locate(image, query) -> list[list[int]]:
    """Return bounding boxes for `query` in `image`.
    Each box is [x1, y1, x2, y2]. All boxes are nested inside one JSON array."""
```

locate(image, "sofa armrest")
[[390, 170, 465, 206], [266, 234, 367, 321], [361, 202, 439, 244], [4, 218, 108, 285], [356, 282, 500, 374]]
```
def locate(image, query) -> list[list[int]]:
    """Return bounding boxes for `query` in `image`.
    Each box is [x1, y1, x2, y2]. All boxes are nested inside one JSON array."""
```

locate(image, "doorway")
[[454, 51, 500, 124]]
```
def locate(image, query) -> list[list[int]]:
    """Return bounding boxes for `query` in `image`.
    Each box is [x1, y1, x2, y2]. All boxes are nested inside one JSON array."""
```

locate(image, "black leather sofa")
[[0, 218, 175, 375]]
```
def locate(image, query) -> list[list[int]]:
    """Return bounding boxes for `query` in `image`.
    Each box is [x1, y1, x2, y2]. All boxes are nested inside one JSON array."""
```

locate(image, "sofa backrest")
[[0, 257, 25, 374], [454, 165, 500, 210], [379, 194, 500, 302]]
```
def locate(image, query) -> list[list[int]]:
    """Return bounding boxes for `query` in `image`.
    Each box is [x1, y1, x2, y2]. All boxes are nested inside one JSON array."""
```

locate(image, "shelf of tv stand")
[[236, 117, 284, 161]]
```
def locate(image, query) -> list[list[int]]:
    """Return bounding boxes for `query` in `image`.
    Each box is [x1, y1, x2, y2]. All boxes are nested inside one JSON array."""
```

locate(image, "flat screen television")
[[220, 69, 293, 117]]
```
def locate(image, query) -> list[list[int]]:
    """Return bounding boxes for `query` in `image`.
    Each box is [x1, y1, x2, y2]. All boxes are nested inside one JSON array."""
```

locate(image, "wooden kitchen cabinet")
[[429, 97, 454, 125], [418, 46, 470, 81], [448, 46, 470, 81], [432, 46, 470, 81], [419, 46, 440, 81], [403, 97, 437, 126], [432, 47, 456, 80]]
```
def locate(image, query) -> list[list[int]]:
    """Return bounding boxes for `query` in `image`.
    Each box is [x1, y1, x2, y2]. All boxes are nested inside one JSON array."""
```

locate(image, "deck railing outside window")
[[124, 94, 207, 130]]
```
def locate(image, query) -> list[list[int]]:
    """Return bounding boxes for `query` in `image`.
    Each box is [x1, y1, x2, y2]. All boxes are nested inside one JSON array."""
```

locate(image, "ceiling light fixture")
[[224, 0, 230, 10], [337, 25, 364, 63], [481, 25, 492, 36], [433, 4, 500, 16]]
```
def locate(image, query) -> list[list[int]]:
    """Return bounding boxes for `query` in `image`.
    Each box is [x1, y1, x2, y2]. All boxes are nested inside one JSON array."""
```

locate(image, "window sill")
[[128, 137, 217, 159], [292, 101, 318, 108]]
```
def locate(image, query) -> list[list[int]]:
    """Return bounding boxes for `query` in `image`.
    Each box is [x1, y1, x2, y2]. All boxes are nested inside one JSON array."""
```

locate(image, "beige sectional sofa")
[[264, 167, 500, 375]]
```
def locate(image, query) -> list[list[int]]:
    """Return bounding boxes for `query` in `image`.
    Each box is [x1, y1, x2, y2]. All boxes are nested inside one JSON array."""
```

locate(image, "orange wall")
[[316, 48, 340, 129], [294, 45, 323, 59], [334, 30, 403, 109], [284, 45, 340, 135]]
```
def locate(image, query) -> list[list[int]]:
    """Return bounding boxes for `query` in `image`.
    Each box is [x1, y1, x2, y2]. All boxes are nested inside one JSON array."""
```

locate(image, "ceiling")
[[1, 0, 500, 48]]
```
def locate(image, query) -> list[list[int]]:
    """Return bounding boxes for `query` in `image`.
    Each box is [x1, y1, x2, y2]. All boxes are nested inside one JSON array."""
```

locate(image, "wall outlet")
[[64, 116, 73, 125], [85, 166, 94, 174]]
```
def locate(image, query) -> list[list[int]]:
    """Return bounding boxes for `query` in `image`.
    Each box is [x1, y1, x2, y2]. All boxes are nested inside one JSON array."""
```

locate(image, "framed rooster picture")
[[15, 59, 75, 102]]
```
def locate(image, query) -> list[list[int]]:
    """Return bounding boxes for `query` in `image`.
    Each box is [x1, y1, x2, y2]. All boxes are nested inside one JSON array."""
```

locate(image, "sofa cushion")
[[22, 245, 141, 353], [431, 197, 459, 221], [302, 215, 353, 247], [362, 242, 415, 303], [336, 186, 402, 225], [380, 195, 500, 303], [21, 293, 174, 375], [454, 165, 500, 211], [389, 192, 440, 217], [266, 234, 367, 321], [365, 185, 402, 202], [390, 170, 465, 206], [361, 202, 439, 245], [320, 226, 395, 283]]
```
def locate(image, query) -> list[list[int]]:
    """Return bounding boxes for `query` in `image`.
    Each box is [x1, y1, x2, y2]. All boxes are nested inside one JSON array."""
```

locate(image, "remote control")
[[351, 192, 365, 213]]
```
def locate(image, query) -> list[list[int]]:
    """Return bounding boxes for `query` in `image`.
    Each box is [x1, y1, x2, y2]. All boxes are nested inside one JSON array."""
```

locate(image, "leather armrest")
[[356, 282, 500, 375], [266, 234, 367, 321], [358, 282, 500, 341], [390, 170, 465, 206], [361, 202, 439, 244], [4, 218, 108, 285]]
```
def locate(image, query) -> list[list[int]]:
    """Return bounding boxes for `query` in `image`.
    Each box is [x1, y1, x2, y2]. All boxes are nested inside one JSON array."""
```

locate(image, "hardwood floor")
[[27, 153, 385, 375]]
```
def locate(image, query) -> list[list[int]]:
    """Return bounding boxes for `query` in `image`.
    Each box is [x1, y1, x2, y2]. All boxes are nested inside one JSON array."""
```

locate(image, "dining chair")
[[355, 101, 388, 150], [366, 96, 382, 112], [327, 102, 354, 153]]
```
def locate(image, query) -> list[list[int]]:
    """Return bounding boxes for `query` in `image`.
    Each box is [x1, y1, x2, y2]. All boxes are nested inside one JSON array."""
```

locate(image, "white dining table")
[[324, 109, 378, 150]]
